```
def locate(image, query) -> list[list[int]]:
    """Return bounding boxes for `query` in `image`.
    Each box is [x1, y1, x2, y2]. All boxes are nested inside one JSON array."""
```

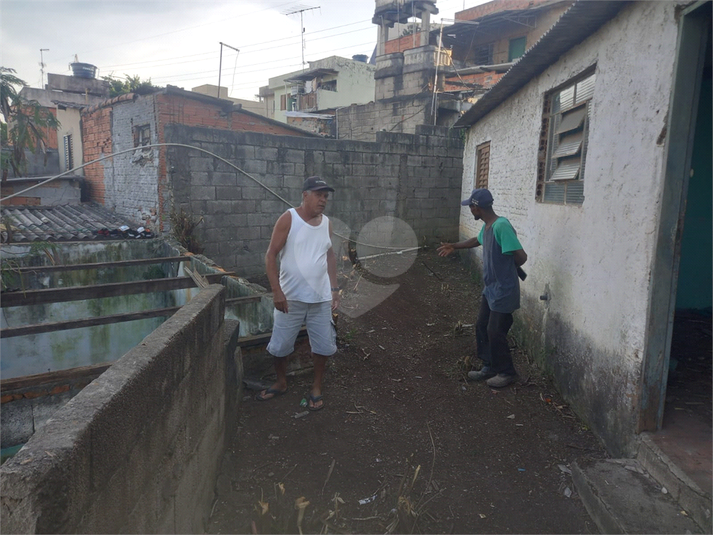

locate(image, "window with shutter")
[[475, 141, 490, 189], [537, 68, 596, 205]]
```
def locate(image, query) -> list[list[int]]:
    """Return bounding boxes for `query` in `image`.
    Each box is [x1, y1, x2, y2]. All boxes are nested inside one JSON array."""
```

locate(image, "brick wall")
[[164, 124, 464, 278], [444, 71, 506, 91], [385, 33, 422, 54], [81, 91, 314, 230], [82, 104, 116, 206]]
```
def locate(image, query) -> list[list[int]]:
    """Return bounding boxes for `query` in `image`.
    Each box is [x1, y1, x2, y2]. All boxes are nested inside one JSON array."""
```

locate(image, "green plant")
[[170, 208, 204, 254], [0, 240, 57, 291], [101, 74, 162, 97], [1, 67, 61, 180]]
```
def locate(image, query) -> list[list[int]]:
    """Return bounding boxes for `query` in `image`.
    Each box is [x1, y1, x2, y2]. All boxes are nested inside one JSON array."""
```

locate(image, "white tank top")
[[279, 208, 332, 303]]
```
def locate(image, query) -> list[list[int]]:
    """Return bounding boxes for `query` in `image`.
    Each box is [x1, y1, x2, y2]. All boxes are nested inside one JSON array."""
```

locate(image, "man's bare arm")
[[437, 236, 481, 257], [512, 248, 527, 267], [265, 211, 291, 313], [327, 220, 340, 311]]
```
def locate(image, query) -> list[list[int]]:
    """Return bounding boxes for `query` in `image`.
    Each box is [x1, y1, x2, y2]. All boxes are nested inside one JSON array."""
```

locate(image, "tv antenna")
[[39, 48, 49, 87], [283, 5, 320, 71], [218, 42, 239, 99]]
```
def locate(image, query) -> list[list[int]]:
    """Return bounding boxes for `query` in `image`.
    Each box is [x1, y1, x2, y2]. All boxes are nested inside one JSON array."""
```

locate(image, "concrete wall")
[[315, 58, 376, 110], [458, 1, 680, 456], [0, 176, 82, 206], [0, 285, 240, 533], [164, 124, 464, 278], [336, 94, 434, 141]]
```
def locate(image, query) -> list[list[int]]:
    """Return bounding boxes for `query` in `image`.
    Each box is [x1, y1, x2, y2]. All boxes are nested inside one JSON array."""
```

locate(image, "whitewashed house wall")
[[458, 1, 682, 455]]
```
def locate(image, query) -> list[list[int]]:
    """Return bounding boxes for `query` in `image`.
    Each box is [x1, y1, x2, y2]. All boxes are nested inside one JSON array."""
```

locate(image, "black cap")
[[461, 188, 493, 207], [303, 176, 335, 192]]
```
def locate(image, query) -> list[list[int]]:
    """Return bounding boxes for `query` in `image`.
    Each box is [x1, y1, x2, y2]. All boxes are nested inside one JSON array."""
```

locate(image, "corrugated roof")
[[454, 0, 627, 128], [1, 203, 150, 243]]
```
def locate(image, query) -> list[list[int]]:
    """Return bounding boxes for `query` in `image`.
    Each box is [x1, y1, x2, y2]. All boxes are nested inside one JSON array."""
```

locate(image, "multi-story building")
[[258, 55, 376, 135]]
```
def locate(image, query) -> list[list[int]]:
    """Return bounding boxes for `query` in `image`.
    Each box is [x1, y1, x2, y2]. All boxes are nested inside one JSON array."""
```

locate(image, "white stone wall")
[[459, 1, 681, 453], [108, 97, 160, 224], [57, 108, 82, 175]]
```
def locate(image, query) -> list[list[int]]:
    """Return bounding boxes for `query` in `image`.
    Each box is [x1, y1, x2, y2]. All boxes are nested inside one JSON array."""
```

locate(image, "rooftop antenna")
[[39, 48, 49, 87], [283, 5, 320, 71], [218, 42, 239, 99]]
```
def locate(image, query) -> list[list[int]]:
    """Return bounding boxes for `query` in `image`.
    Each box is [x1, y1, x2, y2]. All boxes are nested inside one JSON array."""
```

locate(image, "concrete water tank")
[[71, 62, 97, 79]]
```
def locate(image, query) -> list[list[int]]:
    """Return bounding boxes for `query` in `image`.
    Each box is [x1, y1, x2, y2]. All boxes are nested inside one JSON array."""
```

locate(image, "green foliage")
[[142, 265, 166, 280], [0, 239, 57, 291], [170, 208, 204, 254], [102, 74, 162, 98], [401, 23, 421, 36], [1, 67, 61, 180]]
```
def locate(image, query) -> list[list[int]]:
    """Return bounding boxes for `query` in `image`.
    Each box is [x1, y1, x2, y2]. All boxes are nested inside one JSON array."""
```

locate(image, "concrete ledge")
[[571, 459, 703, 534], [637, 433, 712, 533], [0, 285, 236, 534]]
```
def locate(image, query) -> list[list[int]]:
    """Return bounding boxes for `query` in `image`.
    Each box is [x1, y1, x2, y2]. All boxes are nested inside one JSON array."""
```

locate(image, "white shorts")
[[267, 301, 337, 358]]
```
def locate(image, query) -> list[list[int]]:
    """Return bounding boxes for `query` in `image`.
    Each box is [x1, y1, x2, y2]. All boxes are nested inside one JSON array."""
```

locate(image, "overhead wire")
[[0, 143, 415, 251]]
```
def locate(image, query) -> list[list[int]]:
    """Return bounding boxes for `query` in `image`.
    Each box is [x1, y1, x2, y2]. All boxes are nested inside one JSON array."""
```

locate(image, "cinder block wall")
[[164, 124, 464, 277], [336, 94, 435, 140], [0, 286, 240, 534]]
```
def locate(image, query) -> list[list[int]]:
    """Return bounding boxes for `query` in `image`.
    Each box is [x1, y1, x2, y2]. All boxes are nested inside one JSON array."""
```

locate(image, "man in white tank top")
[[257, 177, 340, 411]]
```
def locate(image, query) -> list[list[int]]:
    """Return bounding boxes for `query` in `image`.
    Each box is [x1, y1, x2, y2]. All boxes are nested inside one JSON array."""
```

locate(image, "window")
[[508, 36, 526, 62], [475, 141, 490, 189], [537, 69, 596, 205], [133, 124, 151, 148], [280, 94, 287, 111], [63, 134, 73, 172], [471, 43, 494, 65]]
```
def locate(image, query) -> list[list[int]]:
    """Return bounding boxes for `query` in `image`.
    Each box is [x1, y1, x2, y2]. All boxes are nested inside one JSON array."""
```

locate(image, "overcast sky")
[[1, 0, 483, 102]]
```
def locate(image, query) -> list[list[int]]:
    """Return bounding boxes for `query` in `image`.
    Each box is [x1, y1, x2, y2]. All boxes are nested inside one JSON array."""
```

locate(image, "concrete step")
[[637, 433, 712, 534], [572, 459, 703, 534]]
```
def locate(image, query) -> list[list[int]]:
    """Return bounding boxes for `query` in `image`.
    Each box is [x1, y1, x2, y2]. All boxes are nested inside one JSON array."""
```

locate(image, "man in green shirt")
[[437, 189, 527, 388]]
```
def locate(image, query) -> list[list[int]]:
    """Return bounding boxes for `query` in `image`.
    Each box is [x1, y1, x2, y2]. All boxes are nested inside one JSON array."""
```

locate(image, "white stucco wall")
[[56, 108, 83, 175], [459, 1, 681, 454], [316, 58, 375, 110], [268, 56, 375, 123]]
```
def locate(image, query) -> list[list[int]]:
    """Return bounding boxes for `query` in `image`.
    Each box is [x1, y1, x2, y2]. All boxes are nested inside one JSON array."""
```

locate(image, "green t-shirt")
[[477, 217, 523, 313], [477, 217, 523, 254]]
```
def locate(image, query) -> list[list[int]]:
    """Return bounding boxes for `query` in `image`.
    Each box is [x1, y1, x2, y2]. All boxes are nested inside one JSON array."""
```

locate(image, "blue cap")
[[461, 188, 494, 207]]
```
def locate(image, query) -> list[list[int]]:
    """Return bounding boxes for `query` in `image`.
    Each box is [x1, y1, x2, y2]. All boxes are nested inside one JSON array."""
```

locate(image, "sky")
[[1, 0, 483, 102]]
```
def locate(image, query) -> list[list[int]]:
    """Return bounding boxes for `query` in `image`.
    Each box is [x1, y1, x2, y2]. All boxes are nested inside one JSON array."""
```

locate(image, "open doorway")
[[659, 19, 712, 494], [642, 3, 712, 497]]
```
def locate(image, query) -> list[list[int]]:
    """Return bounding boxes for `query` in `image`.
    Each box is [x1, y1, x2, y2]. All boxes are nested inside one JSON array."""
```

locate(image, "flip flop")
[[308, 394, 324, 411], [255, 387, 287, 401]]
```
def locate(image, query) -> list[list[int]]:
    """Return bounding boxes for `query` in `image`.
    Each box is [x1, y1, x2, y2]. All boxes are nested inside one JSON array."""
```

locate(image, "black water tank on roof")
[[71, 62, 97, 79], [352, 54, 368, 63]]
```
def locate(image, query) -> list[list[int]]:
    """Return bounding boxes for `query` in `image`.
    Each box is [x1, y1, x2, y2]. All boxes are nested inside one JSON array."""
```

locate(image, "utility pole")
[[218, 42, 239, 99], [283, 5, 320, 71], [39, 48, 49, 88]]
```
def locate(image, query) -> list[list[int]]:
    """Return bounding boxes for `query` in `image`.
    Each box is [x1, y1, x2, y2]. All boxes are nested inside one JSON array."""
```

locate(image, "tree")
[[1, 67, 61, 181], [102, 74, 162, 98]]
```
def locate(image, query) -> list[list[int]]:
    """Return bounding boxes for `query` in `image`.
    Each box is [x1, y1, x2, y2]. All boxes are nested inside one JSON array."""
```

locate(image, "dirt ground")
[[208, 249, 608, 534]]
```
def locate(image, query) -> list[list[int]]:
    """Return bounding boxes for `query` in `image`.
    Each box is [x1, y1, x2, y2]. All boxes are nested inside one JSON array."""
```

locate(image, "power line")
[[92, 20, 373, 76]]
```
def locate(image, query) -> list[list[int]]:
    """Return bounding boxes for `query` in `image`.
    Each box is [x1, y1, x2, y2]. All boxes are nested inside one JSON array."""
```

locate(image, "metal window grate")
[[63, 134, 73, 172]]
